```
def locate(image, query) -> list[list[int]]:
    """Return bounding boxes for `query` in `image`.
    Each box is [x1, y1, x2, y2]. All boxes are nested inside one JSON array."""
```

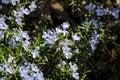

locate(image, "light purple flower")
[[61, 21, 70, 30], [29, 1, 37, 12]]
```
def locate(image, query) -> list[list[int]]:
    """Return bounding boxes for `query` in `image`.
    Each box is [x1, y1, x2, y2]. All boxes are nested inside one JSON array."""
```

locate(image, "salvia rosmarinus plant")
[[0, 0, 119, 80]]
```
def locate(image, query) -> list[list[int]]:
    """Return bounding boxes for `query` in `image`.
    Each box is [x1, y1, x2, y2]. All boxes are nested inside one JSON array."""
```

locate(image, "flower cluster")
[[2, 0, 18, 6], [14, 1, 36, 25], [0, 0, 118, 80], [85, 3, 120, 18], [0, 64, 14, 74], [90, 30, 100, 52], [19, 62, 44, 80], [8, 29, 31, 50]]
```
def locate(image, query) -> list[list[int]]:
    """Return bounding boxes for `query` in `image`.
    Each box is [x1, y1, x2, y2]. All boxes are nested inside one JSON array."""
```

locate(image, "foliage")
[[0, 0, 120, 80]]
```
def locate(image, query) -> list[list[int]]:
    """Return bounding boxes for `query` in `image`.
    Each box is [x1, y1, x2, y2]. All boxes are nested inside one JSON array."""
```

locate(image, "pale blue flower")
[[19, 62, 44, 80], [95, 8, 104, 16], [31, 46, 40, 59], [8, 38, 17, 48], [90, 30, 100, 52], [62, 61, 66, 65], [29, 1, 37, 12], [90, 39, 99, 51], [112, 9, 120, 19], [22, 40, 31, 51], [69, 62, 78, 72], [42, 29, 57, 45], [0, 65, 4, 71], [61, 21, 70, 30], [0, 18, 8, 30], [0, 5, 3, 9], [0, 77, 5, 80], [55, 28, 63, 34], [92, 19, 98, 28], [5, 65, 13, 74], [18, 7, 24, 17], [35, 73, 44, 80], [72, 34, 80, 41], [92, 30, 100, 39], [12, 0, 17, 6], [69, 62, 79, 80], [83, 18, 89, 26], [62, 46, 72, 59], [72, 72, 79, 80], [2, 0, 10, 4], [85, 3, 96, 11], [15, 16, 22, 25], [103, 8, 111, 15], [19, 7, 30, 15], [7, 56, 14, 64], [19, 30, 30, 41], [0, 64, 14, 74], [23, 8, 30, 15], [0, 30, 4, 40]]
